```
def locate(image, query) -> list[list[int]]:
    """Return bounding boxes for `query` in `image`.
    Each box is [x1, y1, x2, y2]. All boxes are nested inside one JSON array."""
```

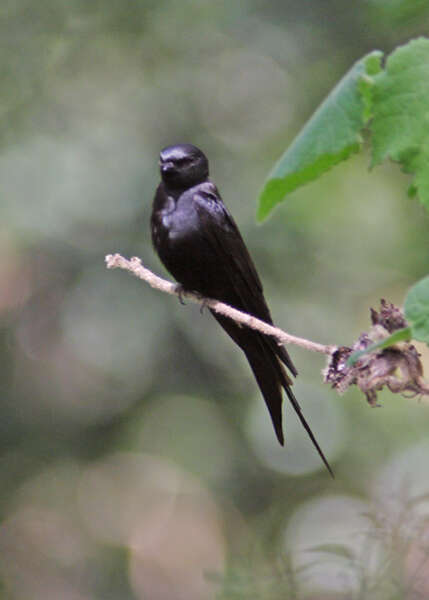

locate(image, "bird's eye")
[[176, 157, 192, 166]]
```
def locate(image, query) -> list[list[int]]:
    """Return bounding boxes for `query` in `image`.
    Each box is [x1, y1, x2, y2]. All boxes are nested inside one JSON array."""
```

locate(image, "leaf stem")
[[347, 327, 412, 366]]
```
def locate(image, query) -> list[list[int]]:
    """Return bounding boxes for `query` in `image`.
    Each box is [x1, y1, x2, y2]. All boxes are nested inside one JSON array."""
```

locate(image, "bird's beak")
[[161, 161, 174, 174]]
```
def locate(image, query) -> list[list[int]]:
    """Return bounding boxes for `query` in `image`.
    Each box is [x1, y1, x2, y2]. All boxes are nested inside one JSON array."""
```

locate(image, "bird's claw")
[[175, 284, 186, 305], [200, 298, 209, 315]]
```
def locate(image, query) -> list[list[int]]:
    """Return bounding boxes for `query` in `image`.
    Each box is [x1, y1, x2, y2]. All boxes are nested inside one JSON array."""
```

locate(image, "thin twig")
[[105, 253, 336, 355]]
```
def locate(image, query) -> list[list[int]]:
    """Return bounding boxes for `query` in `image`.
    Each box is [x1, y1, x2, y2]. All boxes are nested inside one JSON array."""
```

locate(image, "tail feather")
[[245, 348, 285, 446], [282, 383, 334, 478], [270, 338, 298, 377], [210, 310, 334, 477]]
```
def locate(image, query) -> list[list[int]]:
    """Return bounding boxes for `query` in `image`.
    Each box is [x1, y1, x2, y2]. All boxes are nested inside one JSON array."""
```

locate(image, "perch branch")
[[105, 253, 335, 355], [105, 254, 429, 403]]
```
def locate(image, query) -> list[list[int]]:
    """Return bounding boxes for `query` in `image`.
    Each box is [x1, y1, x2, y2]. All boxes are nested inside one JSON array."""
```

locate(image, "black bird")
[[151, 143, 333, 476]]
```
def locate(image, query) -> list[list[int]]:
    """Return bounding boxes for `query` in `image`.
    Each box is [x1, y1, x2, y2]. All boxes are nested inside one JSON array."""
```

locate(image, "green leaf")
[[370, 37, 429, 211], [404, 274, 429, 344], [347, 327, 412, 366], [257, 51, 383, 220]]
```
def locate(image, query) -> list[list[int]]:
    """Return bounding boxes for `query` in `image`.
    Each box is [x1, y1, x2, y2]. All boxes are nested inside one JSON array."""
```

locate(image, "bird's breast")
[[164, 198, 200, 242]]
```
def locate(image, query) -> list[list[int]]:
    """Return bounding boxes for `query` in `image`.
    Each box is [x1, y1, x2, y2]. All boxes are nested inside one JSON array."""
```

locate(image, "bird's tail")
[[210, 310, 334, 477], [281, 377, 334, 478], [244, 345, 286, 445], [245, 343, 334, 478]]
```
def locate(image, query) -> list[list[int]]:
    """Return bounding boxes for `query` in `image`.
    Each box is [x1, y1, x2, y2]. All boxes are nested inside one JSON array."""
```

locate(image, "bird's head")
[[159, 144, 209, 189]]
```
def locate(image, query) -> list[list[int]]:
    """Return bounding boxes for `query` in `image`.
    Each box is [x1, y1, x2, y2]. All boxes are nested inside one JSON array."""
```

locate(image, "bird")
[[151, 143, 333, 476]]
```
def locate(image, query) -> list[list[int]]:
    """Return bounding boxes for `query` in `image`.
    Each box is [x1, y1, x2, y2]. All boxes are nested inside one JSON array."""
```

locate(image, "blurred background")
[[1, 1, 429, 598]]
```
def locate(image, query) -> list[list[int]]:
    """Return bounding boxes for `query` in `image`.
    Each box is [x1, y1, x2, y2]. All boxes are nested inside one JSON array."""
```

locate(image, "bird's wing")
[[193, 184, 269, 318], [193, 185, 334, 476], [193, 184, 297, 374]]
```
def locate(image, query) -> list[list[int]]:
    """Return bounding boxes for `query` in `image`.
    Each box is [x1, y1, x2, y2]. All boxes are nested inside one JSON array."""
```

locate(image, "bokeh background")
[[1, 1, 429, 598]]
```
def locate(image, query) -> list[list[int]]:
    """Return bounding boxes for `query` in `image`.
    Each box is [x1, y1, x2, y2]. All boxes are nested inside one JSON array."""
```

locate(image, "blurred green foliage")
[[257, 50, 381, 220], [1, 1, 429, 599], [259, 37, 429, 220], [405, 274, 429, 343]]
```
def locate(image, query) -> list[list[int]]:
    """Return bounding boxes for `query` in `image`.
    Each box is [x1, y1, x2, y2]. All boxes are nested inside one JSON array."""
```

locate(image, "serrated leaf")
[[404, 274, 429, 344], [370, 37, 429, 211], [257, 50, 383, 220]]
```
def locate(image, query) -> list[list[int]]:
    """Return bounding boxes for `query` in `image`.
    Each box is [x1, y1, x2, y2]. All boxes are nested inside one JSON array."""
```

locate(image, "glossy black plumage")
[[151, 143, 333, 476]]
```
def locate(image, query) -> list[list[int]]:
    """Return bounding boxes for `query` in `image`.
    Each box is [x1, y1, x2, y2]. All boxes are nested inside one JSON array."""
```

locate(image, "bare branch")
[[105, 254, 429, 404], [105, 253, 335, 355]]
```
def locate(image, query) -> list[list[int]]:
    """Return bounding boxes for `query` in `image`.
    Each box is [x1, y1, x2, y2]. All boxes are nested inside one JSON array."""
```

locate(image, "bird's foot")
[[174, 284, 186, 305], [200, 297, 209, 315]]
